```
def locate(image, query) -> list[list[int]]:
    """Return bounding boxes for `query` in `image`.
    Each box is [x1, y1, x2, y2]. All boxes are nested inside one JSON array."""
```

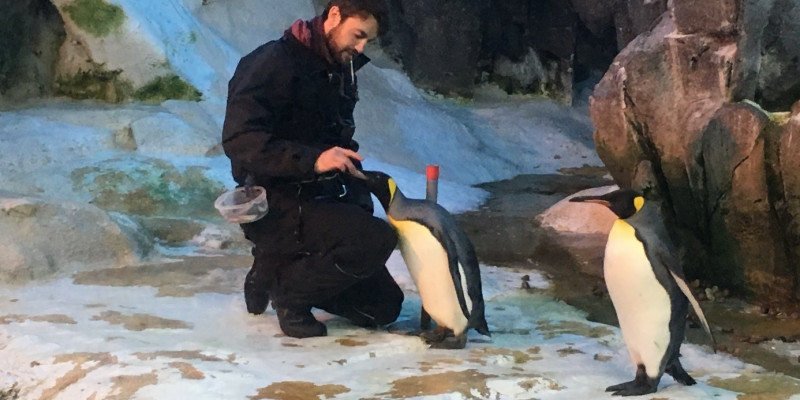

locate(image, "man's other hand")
[[315, 147, 366, 179]]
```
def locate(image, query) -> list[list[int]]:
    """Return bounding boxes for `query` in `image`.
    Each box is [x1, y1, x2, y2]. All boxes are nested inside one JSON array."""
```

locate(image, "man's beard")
[[326, 27, 355, 64]]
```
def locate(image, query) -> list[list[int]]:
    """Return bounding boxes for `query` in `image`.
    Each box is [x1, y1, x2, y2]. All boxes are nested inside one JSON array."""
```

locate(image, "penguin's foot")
[[605, 380, 657, 396], [420, 327, 467, 349], [606, 365, 658, 396], [420, 326, 448, 344], [665, 357, 696, 386], [429, 333, 467, 349]]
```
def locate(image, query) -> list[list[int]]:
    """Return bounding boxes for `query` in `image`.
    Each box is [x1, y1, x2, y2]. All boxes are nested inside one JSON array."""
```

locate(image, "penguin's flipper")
[[444, 236, 471, 319], [448, 227, 491, 337], [634, 224, 716, 348], [668, 269, 716, 348]]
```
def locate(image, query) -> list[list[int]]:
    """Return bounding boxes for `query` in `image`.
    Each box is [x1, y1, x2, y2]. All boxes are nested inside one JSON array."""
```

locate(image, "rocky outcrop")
[[50, 0, 203, 103], [590, 0, 800, 306], [0, 0, 65, 106], [780, 102, 800, 296], [0, 192, 149, 283], [700, 103, 793, 298], [1, 0, 209, 106]]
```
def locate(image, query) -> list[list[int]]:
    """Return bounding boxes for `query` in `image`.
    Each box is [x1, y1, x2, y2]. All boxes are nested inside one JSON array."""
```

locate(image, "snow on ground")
[[3, 252, 794, 400]]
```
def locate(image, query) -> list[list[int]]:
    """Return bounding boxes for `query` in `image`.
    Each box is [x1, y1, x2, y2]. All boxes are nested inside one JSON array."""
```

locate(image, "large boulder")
[[0, 192, 149, 283], [590, 0, 800, 306], [700, 103, 791, 299], [778, 101, 800, 301], [0, 104, 234, 258]]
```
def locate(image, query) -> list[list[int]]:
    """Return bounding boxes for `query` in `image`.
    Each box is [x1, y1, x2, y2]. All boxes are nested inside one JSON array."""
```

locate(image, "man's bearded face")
[[326, 14, 378, 64]]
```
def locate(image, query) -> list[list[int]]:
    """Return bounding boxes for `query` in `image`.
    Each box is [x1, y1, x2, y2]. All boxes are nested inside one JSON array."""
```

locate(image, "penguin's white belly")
[[390, 219, 469, 335], [604, 219, 671, 377]]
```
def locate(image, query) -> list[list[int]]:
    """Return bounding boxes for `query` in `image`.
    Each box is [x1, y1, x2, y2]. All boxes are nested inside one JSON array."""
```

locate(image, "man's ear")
[[326, 5, 342, 27]]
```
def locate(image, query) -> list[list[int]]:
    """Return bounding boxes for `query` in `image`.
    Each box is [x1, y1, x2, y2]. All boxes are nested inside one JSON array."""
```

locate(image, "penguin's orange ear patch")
[[633, 196, 644, 211], [388, 178, 397, 201]]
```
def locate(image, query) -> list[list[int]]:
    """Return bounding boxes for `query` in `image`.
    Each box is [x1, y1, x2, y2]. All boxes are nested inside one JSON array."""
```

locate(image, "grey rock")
[[0, 191, 146, 284]]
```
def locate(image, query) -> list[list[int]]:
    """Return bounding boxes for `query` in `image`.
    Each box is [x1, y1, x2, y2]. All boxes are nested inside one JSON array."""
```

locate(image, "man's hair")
[[322, 0, 389, 35]]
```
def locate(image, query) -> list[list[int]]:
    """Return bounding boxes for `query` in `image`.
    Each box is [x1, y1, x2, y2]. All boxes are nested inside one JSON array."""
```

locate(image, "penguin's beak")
[[569, 195, 611, 208], [349, 168, 367, 180], [358, 170, 391, 211], [359, 170, 376, 184]]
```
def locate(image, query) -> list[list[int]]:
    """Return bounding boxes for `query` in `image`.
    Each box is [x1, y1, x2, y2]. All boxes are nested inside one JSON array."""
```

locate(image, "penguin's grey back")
[[625, 202, 688, 294], [624, 201, 714, 349]]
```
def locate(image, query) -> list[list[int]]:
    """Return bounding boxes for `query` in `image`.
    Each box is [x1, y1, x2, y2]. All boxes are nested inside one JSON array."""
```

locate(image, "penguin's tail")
[[474, 317, 491, 337], [670, 271, 716, 351]]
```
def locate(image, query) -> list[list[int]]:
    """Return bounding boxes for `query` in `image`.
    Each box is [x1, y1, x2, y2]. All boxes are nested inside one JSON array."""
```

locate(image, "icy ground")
[[1, 0, 799, 398], [2, 250, 798, 400]]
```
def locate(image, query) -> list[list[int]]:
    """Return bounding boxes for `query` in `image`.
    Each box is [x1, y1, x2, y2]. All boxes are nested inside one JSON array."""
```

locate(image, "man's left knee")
[[372, 283, 404, 325]]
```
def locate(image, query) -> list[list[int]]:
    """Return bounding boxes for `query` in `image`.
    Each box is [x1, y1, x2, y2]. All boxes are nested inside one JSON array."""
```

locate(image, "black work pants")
[[243, 199, 403, 326]]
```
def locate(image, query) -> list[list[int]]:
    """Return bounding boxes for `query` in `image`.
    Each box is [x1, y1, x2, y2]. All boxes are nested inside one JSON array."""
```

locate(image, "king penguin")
[[361, 170, 490, 349], [570, 188, 715, 396]]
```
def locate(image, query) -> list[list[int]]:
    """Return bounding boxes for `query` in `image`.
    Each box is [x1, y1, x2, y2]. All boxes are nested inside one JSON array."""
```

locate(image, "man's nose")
[[354, 39, 367, 53]]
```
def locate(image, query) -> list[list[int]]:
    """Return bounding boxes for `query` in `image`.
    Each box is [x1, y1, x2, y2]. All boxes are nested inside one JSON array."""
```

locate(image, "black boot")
[[276, 306, 327, 338], [244, 269, 270, 315]]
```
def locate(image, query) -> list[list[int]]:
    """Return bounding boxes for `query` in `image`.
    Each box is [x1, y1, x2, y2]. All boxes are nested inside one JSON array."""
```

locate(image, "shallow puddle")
[[91, 310, 191, 331], [707, 373, 800, 400], [249, 381, 350, 400], [381, 369, 496, 399]]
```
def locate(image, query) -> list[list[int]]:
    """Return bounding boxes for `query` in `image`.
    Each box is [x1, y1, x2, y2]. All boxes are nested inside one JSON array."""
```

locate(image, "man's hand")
[[315, 146, 366, 179]]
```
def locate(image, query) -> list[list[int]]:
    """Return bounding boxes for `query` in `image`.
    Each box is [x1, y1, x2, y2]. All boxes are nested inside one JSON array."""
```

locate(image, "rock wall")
[[590, 0, 800, 306], [757, 0, 800, 110], [1, 0, 208, 106], [5, 0, 797, 108], [0, 0, 65, 106], [382, 0, 664, 102], [380, 0, 800, 109]]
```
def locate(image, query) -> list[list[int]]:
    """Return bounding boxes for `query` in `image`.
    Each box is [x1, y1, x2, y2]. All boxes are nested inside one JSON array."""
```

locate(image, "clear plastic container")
[[214, 186, 268, 224]]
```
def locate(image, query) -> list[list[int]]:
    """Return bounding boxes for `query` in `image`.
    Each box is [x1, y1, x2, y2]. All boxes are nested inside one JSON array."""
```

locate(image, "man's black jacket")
[[222, 23, 372, 252]]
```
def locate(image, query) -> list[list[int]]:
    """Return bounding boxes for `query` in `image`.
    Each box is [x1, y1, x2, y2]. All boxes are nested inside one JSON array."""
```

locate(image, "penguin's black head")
[[569, 188, 644, 219], [359, 170, 397, 211]]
